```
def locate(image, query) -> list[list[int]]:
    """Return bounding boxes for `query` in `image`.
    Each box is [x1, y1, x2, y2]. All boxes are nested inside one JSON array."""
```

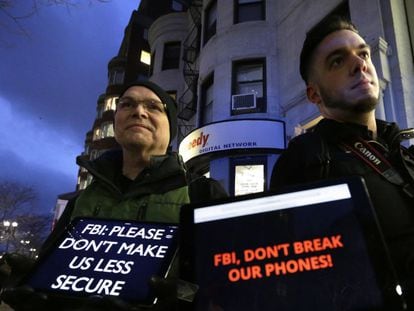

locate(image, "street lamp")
[[3, 220, 18, 253], [29, 248, 37, 259]]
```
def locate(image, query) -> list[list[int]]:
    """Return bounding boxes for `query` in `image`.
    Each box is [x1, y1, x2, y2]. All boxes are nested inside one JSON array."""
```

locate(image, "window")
[[204, 0, 217, 44], [235, 0, 265, 23], [93, 128, 101, 141], [232, 59, 266, 114], [200, 74, 214, 125], [97, 105, 104, 118], [90, 150, 98, 159], [101, 122, 114, 138], [108, 68, 124, 85], [172, 0, 184, 11], [405, 0, 414, 61], [104, 96, 117, 111], [231, 156, 266, 196], [162, 42, 181, 70], [79, 177, 88, 190], [143, 28, 149, 40], [140, 50, 151, 65]]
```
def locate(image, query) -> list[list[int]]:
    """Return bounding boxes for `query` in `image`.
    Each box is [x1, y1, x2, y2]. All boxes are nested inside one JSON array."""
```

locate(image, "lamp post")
[[3, 220, 18, 253]]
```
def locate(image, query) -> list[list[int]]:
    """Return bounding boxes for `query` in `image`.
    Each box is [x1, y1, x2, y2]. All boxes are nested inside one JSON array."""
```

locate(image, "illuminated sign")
[[178, 119, 285, 162]]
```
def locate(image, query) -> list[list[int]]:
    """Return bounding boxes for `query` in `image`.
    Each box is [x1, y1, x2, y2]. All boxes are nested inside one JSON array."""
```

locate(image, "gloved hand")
[[0, 253, 35, 288], [1, 275, 187, 311], [76, 275, 179, 311], [1, 285, 49, 311]]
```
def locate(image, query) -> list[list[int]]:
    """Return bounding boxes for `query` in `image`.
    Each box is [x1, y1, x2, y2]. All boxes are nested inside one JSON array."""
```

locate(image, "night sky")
[[0, 1, 140, 217]]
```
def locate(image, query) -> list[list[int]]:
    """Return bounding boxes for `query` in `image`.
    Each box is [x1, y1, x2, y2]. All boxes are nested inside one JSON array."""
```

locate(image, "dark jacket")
[[270, 118, 414, 282]]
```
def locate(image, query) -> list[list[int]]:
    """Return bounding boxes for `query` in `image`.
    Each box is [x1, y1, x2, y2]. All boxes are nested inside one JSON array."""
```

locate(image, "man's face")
[[307, 30, 380, 116], [114, 86, 170, 155]]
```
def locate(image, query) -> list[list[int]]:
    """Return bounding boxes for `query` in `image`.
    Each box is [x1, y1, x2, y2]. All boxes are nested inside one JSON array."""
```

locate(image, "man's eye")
[[146, 101, 163, 112], [330, 57, 343, 68], [360, 51, 370, 59], [120, 101, 133, 109]]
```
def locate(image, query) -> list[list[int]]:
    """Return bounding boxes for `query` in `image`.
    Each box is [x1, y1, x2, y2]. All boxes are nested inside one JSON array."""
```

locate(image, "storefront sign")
[[179, 119, 285, 162]]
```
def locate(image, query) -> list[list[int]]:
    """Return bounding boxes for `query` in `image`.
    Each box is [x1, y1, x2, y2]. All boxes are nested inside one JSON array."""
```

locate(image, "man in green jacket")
[[1, 80, 226, 310]]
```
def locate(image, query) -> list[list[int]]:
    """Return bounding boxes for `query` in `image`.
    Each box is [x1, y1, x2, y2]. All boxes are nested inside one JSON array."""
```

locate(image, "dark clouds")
[[0, 1, 139, 215], [0, 148, 75, 215]]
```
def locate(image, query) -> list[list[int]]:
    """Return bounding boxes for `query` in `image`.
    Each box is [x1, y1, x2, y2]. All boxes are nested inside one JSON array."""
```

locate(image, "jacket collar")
[[316, 118, 401, 147], [77, 149, 186, 184]]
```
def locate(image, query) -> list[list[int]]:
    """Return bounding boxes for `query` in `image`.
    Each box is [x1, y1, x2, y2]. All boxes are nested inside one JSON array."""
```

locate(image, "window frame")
[[204, 0, 217, 45], [405, 0, 414, 61], [231, 58, 266, 115], [234, 0, 265, 24], [162, 41, 181, 70], [199, 73, 214, 126]]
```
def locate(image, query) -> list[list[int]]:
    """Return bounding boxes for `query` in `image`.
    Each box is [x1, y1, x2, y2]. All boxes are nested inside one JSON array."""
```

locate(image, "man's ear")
[[306, 82, 321, 105]]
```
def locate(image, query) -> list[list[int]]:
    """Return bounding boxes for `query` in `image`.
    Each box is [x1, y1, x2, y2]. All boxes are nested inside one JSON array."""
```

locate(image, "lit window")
[[102, 122, 114, 138], [93, 128, 101, 141], [86, 174, 93, 186], [140, 50, 151, 65], [79, 179, 87, 190], [234, 164, 264, 196], [104, 96, 117, 111]]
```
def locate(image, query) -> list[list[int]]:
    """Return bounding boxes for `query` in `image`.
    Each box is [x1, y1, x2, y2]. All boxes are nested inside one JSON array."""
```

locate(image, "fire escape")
[[177, 0, 202, 142]]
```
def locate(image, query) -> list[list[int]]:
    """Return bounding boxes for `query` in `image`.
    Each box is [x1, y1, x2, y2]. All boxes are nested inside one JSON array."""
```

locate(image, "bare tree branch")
[[0, 181, 37, 221], [0, 0, 110, 42]]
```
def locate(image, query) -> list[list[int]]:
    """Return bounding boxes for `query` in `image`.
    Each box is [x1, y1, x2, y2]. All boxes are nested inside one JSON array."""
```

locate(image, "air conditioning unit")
[[231, 93, 257, 110]]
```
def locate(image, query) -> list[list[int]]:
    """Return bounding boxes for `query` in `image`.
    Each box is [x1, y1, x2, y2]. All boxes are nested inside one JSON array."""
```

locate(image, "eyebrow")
[[119, 95, 161, 102], [325, 43, 371, 62]]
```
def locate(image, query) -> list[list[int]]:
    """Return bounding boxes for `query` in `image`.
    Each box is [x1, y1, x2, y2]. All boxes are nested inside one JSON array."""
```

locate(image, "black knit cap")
[[119, 80, 177, 144], [299, 15, 358, 83]]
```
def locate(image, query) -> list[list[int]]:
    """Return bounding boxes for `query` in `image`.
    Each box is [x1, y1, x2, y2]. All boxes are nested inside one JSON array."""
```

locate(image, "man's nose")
[[132, 102, 149, 118], [350, 54, 367, 75]]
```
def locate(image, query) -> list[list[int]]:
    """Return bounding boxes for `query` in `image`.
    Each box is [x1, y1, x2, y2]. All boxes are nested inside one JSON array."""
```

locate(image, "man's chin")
[[352, 97, 378, 113]]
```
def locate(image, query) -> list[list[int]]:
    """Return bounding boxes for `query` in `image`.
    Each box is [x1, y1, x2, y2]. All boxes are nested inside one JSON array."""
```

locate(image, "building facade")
[[76, 0, 414, 197]]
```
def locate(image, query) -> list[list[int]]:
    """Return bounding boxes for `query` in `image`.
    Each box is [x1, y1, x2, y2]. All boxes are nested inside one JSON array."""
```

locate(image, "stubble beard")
[[320, 88, 379, 114]]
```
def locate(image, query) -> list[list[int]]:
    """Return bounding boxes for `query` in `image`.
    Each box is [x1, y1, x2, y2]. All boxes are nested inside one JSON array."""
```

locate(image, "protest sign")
[[180, 178, 406, 310], [23, 218, 178, 305]]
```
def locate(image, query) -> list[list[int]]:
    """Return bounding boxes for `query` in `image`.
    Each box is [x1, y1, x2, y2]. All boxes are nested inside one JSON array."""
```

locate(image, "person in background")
[[1, 80, 227, 310], [270, 15, 414, 303]]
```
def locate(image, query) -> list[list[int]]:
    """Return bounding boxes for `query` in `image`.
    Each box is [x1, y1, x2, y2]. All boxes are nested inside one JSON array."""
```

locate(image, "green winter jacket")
[[71, 150, 190, 223], [40, 149, 227, 255]]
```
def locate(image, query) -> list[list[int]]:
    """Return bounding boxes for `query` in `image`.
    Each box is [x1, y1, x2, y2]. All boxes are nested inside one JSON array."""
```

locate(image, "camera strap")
[[340, 137, 414, 198]]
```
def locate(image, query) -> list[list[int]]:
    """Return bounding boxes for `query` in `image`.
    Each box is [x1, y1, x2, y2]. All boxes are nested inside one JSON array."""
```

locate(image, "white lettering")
[[50, 275, 125, 296]]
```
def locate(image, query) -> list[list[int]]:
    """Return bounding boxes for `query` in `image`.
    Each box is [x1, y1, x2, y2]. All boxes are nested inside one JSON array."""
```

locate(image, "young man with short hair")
[[271, 15, 414, 301]]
